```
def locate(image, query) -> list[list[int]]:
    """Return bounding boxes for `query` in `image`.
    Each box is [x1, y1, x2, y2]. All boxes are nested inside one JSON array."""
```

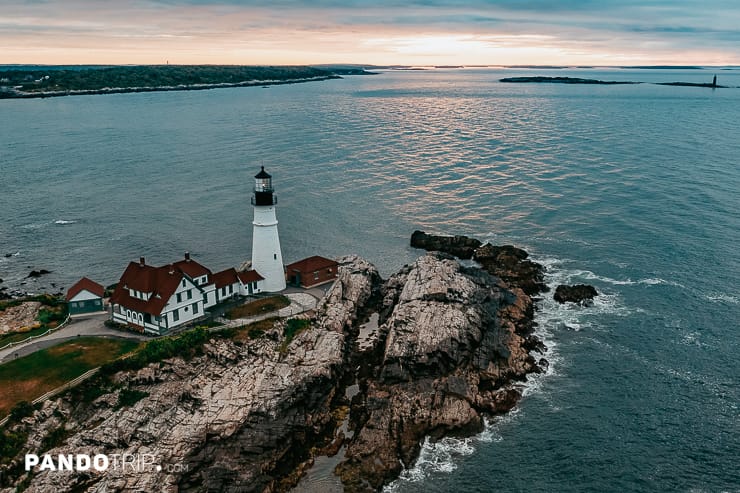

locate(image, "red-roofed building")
[[237, 270, 264, 295], [109, 253, 268, 335], [286, 256, 338, 288], [110, 256, 208, 335], [66, 277, 106, 315]]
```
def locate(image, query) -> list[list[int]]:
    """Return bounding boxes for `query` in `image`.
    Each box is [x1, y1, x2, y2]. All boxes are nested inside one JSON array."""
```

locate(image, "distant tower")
[[251, 166, 286, 292]]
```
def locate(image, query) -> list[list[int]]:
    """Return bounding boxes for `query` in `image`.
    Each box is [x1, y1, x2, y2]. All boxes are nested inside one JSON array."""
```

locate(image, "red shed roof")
[[286, 256, 337, 274], [66, 277, 105, 301]]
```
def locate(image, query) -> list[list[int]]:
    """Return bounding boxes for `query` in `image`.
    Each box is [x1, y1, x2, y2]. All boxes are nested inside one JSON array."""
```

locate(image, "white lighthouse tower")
[[251, 166, 286, 292]]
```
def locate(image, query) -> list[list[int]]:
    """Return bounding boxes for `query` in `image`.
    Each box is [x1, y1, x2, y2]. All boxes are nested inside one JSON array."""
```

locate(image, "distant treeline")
[[0, 65, 335, 93]]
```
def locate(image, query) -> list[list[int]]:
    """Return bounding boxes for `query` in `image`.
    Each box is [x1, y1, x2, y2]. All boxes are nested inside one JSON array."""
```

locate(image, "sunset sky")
[[3, 1, 739, 66]]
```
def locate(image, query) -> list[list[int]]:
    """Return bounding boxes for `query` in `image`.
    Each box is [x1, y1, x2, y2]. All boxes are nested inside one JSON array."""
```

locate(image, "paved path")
[[0, 313, 149, 363]]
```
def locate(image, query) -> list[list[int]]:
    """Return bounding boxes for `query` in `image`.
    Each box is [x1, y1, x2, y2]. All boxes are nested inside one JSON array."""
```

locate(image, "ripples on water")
[[1, 68, 739, 492]]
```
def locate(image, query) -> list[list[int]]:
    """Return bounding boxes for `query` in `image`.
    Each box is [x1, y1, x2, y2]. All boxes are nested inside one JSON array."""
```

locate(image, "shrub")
[[115, 389, 149, 409]]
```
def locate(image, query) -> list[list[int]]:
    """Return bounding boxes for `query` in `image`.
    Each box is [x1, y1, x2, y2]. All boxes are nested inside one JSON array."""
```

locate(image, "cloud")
[[1, 0, 739, 64]]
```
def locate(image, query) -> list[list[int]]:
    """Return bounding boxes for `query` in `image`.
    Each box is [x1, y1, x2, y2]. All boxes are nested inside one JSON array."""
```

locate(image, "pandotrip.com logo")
[[24, 453, 189, 473]]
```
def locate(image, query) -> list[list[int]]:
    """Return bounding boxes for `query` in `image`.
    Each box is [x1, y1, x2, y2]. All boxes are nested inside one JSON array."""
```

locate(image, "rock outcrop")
[[554, 284, 598, 304], [410, 230, 481, 259], [1, 243, 547, 493]]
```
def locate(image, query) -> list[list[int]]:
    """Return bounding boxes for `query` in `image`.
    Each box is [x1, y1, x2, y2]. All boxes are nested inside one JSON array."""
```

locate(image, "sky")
[[2, 0, 739, 66]]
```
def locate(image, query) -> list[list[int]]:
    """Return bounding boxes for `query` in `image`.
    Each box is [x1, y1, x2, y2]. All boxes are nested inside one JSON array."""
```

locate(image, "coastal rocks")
[[554, 284, 598, 304], [337, 253, 544, 491], [409, 232, 548, 296], [410, 230, 481, 259], [26, 269, 51, 278], [0, 301, 42, 335], [472, 244, 548, 295]]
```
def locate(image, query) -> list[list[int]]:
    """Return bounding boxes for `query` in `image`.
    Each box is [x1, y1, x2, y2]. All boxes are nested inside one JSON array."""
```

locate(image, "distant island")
[[500, 76, 639, 85], [0, 65, 375, 99], [501, 75, 731, 88]]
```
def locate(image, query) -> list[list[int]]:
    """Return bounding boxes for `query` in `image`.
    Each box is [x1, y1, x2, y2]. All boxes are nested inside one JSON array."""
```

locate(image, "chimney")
[[139, 257, 145, 266], [168, 264, 175, 275], [185, 252, 190, 261]]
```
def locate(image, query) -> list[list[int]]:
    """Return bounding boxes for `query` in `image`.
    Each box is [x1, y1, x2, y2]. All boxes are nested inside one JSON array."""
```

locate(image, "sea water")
[[1, 68, 738, 491]]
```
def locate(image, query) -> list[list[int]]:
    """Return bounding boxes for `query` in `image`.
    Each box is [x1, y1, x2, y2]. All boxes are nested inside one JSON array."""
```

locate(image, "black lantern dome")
[[253, 166, 277, 206]]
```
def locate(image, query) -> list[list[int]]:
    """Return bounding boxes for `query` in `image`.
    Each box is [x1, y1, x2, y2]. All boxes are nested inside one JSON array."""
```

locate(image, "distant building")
[[66, 277, 105, 315], [109, 254, 265, 335], [286, 256, 338, 288]]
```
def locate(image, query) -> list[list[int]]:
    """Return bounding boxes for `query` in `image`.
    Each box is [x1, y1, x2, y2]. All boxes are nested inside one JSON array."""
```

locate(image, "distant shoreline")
[[0, 75, 341, 100], [0, 65, 381, 100]]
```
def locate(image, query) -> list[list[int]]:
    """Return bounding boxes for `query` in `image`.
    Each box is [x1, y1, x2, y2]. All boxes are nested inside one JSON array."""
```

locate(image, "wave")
[[703, 293, 739, 305], [559, 269, 684, 288], [54, 219, 77, 225]]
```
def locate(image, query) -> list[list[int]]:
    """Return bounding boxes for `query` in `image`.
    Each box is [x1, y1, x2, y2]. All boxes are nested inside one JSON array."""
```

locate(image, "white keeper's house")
[[110, 253, 264, 335]]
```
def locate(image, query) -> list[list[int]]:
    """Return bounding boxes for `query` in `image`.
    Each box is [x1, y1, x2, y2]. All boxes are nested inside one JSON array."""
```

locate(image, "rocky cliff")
[[1, 243, 547, 492]]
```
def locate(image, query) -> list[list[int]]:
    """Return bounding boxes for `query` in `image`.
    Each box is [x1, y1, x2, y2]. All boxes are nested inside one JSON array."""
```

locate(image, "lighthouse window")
[[274, 253, 277, 260]]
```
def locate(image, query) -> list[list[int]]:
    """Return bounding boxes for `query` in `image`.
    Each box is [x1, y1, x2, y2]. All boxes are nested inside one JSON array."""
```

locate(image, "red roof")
[[66, 277, 105, 301], [286, 256, 337, 274], [212, 268, 239, 289], [237, 270, 264, 283], [173, 256, 212, 279], [110, 262, 185, 316]]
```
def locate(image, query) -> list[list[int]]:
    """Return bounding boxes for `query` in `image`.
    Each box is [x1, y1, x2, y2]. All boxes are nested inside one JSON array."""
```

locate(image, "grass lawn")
[[0, 337, 141, 418], [226, 295, 291, 319]]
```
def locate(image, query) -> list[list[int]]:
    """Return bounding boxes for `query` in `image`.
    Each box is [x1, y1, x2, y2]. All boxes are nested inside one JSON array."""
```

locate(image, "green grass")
[[0, 325, 53, 348], [226, 295, 291, 319], [0, 337, 140, 418], [279, 319, 311, 353]]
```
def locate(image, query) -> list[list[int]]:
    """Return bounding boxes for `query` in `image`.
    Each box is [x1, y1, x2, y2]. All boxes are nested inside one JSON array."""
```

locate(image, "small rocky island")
[[500, 76, 638, 85], [0, 233, 550, 492]]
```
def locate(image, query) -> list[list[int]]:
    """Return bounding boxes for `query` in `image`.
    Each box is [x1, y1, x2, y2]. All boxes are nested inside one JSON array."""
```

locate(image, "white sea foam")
[[54, 219, 76, 225], [703, 293, 740, 305]]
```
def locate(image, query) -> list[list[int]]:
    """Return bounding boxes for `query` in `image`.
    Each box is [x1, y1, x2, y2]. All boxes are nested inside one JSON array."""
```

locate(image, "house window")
[[187, 289, 192, 300], [126, 310, 131, 319], [173, 309, 179, 322], [314, 271, 319, 280], [182, 280, 186, 287], [177, 293, 182, 303], [184, 306, 189, 312], [222, 287, 226, 296], [228, 285, 233, 294], [203, 293, 208, 304], [192, 303, 199, 314]]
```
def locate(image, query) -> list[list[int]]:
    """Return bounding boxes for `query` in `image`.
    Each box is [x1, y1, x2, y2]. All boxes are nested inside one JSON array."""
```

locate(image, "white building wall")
[[252, 205, 286, 292], [201, 284, 217, 309], [161, 276, 205, 329]]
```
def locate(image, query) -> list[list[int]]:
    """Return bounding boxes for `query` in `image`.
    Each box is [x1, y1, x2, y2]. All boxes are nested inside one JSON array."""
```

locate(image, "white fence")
[[0, 315, 72, 352]]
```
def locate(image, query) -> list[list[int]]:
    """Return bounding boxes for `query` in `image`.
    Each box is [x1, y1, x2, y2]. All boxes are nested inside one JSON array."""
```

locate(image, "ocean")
[[1, 68, 739, 492]]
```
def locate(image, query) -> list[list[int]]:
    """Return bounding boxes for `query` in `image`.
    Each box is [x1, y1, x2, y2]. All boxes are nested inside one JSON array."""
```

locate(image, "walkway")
[[0, 313, 149, 363]]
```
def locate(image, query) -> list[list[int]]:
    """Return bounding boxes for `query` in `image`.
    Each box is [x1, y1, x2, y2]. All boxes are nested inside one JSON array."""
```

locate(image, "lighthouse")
[[251, 166, 286, 292]]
